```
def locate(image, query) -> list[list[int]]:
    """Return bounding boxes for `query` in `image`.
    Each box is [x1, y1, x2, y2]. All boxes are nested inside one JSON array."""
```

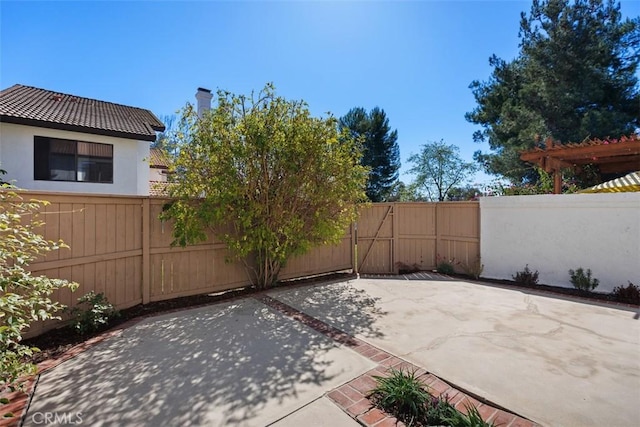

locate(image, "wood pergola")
[[520, 135, 640, 193]]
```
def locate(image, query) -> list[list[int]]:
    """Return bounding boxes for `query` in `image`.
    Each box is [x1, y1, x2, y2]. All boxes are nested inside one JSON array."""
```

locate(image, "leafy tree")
[[152, 114, 178, 156], [339, 107, 400, 202], [467, 0, 640, 184], [447, 185, 481, 201], [163, 84, 368, 289], [1, 185, 78, 402], [492, 166, 580, 195], [407, 140, 478, 201], [386, 181, 427, 202]]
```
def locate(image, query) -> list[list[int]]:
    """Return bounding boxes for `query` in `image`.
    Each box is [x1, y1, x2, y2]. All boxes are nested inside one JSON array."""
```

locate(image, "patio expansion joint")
[[256, 294, 542, 427]]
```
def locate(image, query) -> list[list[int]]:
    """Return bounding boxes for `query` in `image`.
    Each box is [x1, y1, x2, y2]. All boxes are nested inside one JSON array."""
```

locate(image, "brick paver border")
[[2, 289, 540, 427], [257, 294, 540, 427], [0, 288, 269, 427]]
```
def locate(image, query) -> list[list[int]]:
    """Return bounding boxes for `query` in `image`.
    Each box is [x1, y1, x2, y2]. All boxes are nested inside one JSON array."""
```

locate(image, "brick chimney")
[[195, 87, 212, 118]]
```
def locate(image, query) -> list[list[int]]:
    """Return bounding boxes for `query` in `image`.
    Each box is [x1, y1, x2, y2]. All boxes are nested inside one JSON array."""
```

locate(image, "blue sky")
[[2, 0, 639, 186]]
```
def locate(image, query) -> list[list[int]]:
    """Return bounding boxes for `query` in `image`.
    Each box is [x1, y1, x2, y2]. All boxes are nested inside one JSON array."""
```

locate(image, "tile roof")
[[149, 147, 171, 168], [0, 84, 165, 141], [149, 181, 173, 197]]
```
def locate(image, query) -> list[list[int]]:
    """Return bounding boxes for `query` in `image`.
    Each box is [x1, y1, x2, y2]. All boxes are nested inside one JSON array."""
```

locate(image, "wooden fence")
[[12, 193, 478, 336], [356, 202, 480, 274], [19, 192, 352, 336]]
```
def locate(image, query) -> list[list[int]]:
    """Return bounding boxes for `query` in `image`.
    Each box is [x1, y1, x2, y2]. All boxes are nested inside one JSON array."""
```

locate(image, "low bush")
[[66, 292, 119, 335], [436, 255, 457, 275], [437, 262, 455, 275], [1, 184, 78, 409], [512, 265, 539, 286], [568, 268, 599, 292], [610, 282, 640, 305]]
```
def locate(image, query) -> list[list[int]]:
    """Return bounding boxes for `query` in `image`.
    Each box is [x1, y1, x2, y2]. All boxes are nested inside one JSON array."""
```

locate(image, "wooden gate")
[[356, 204, 396, 274], [356, 202, 479, 274]]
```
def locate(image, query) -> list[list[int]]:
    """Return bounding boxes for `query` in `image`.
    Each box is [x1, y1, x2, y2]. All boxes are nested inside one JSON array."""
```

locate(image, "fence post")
[[351, 222, 358, 277], [392, 203, 399, 274], [142, 198, 150, 304], [435, 202, 442, 264]]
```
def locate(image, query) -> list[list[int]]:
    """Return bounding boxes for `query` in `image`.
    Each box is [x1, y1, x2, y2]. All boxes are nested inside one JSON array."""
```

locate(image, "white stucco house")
[[0, 84, 165, 195]]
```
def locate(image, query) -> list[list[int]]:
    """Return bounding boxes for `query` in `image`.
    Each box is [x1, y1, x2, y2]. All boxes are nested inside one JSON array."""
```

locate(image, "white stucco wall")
[[0, 122, 150, 195], [480, 193, 640, 293], [149, 167, 167, 182]]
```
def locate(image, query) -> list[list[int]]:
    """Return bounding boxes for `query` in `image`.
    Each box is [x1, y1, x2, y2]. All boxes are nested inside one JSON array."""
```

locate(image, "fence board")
[[357, 204, 395, 273], [436, 202, 480, 270], [8, 191, 478, 338], [356, 202, 479, 274]]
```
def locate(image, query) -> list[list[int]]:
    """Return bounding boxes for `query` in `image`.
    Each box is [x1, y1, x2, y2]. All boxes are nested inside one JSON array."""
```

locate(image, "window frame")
[[34, 136, 114, 184]]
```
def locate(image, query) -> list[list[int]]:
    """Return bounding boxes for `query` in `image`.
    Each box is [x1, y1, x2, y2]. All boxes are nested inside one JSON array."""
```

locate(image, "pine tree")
[[340, 107, 400, 201], [467, 0, 640, 184]]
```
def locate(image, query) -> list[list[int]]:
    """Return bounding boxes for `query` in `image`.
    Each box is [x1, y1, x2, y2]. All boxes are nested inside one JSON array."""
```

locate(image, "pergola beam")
[[520, 136, 640, 194], [520, 139, 640, 162]]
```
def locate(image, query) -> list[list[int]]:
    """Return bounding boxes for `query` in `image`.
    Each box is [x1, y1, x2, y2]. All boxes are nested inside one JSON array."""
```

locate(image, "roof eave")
[[0, 115, 157, 142]]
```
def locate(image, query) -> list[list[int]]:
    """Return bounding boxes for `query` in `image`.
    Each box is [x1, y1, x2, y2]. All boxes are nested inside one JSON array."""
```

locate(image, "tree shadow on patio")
[[267, 280, 388, 339], [23, 296, 375, 426]]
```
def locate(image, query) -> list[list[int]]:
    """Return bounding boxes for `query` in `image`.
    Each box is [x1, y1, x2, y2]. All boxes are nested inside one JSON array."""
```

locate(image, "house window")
[[34, 137, 113, 183]]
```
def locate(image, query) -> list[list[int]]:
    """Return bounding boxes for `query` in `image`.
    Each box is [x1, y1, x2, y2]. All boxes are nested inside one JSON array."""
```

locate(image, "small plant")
[[513, 265, 539, 286], [568, 268, 599, 292], [437, 262, 455, 275], [436, 255, 457, 275], [66, 292, 119, 335], [460, 256, 484, 280], [443, 403, 497, 427], [369, 368, 430, 425], [610, 282, 640, 305], [369, 367, 497, 426]]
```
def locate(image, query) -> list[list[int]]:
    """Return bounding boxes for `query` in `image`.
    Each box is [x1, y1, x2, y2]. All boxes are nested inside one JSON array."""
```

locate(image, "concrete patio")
[[21, 277, 640, 426]]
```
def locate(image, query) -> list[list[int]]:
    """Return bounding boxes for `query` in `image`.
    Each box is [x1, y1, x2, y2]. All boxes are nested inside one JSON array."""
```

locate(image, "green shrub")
[[568, 268, 599, 292], [369, 368, 430, 426], [436, 255, 457, 275], [610, 282, 640, 305], [1, 185, 78, 407], [67, 292, 119, 335], [437, 261, 455, 275], [513, 265, 539, 286]]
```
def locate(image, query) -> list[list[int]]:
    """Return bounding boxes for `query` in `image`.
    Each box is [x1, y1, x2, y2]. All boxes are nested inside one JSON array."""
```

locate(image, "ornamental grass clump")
[[369, 367, 498, 426], [369, 368, 430, 426]]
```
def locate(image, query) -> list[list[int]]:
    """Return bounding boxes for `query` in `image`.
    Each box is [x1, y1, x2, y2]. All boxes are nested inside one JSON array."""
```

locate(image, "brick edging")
[[257, 294, 541, 427], [0, 316, 146, 427], [2, 290, 541, 427]]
